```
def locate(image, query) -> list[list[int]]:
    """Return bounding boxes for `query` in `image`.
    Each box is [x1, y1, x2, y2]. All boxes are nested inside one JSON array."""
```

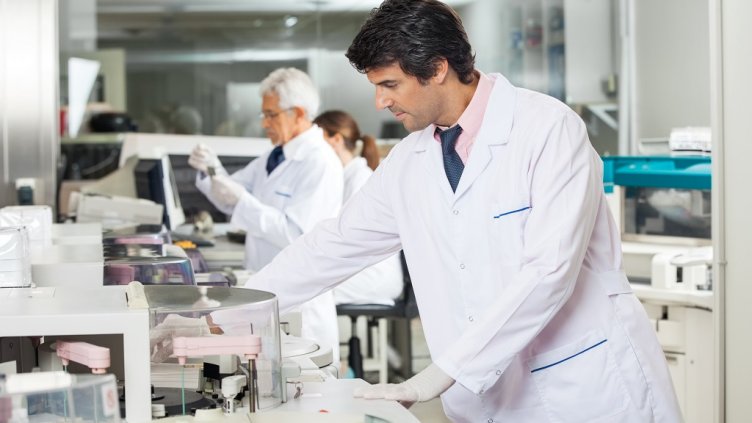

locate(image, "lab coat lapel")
[[265, 130, 315, 182], [265, 158, 289, 182], [413, 127, 457, 201], [453, 74, 516, 200]]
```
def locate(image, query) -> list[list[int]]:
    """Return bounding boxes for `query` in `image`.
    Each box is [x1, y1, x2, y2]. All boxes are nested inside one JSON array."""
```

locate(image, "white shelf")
[[630, 283, 713, 310]]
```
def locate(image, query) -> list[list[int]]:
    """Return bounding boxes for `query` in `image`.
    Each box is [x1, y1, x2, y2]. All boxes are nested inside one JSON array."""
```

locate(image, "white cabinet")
[[640, 301, 713, 423]]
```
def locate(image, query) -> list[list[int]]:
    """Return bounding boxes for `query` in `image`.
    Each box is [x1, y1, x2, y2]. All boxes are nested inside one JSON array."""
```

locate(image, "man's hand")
[[150, 314, 211, 362], [353, 363, 455, 408], [188, 143, 222, 174], [210, 175, 246, 208]]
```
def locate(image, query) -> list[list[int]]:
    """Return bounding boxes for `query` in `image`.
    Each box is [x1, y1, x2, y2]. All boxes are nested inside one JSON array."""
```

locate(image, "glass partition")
[[58, 0, 617, 144]]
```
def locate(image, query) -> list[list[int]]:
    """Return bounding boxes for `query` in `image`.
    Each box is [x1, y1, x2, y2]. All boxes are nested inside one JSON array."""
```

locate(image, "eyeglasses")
[[258, 108, 294, 120]]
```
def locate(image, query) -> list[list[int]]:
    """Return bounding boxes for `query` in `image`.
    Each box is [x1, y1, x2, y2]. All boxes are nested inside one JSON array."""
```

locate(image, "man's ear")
[[292, 106, 307, 120], [432, 58, 450, 84]]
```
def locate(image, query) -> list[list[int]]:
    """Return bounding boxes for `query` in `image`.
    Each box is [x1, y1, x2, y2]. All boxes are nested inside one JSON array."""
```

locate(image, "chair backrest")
[[399, 251, 419, 319], [335, 251, 419, 319]]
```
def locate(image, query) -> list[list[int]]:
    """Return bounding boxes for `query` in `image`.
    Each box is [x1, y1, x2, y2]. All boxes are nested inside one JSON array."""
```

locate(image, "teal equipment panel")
[[602, 156, 711, 193]]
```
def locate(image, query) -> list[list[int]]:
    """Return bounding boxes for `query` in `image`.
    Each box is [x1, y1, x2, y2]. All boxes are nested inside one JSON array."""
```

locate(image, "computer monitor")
[[169, 154, 255, 223], [75, 133, 270, 230], [133, 156, 185, 230], [120, 133, 270, 223]]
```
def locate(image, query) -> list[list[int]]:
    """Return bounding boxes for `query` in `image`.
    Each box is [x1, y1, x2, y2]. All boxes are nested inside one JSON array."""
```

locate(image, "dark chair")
[[336, 251, 419, 383]]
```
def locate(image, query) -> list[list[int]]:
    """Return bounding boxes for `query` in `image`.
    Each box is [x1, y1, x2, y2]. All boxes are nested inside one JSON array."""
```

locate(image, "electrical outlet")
[[0, 337, 22, 372]]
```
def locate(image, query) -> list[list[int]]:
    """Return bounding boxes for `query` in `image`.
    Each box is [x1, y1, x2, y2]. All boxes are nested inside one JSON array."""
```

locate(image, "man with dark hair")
[[248, 0, 682, 421]]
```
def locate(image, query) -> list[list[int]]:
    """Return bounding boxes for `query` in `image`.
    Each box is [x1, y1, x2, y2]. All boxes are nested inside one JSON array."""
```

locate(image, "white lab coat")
[[196, 125, 343, 363], [333, 157, 403, 306], [249, 74, 682, 422]]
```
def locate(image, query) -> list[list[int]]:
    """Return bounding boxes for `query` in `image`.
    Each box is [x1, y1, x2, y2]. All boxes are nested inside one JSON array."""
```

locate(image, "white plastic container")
[[0, 372, 121, 423], [0, 205, 53, 250], [0, 226, 31, 288]]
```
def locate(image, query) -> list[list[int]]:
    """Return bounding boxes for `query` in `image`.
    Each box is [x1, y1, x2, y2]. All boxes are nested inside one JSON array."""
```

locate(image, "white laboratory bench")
[[159, 378, 419, 423], [0, 286, 152, 423], [269, 378, 419, 422]]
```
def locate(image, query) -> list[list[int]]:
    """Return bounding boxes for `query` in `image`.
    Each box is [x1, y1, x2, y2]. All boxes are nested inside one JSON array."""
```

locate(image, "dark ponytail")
[[360, 134, 380, 170], [313, 110, 381, 169]]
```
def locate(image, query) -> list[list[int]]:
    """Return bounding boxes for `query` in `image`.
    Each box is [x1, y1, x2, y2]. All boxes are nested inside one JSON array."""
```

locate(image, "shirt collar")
[[459, 71, 494, 140], [282, 124, 324, 161], [415, 72, 516, 152], [433, 71, 494, 139]]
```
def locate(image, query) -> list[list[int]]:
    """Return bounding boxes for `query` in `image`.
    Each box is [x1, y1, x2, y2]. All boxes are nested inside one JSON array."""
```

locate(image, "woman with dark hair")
[[314, 110, 379, 192], [314, 110, 403, 306]]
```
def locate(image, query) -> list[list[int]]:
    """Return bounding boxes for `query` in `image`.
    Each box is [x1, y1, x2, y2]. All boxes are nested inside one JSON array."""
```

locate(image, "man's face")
[[260, 93, 298, 145], [367, 63, 443, 132]]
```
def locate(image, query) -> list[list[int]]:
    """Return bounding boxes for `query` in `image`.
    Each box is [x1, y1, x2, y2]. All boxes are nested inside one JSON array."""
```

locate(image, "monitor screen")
[[169, 155, 255, 223], [134, 157, 185, 230]]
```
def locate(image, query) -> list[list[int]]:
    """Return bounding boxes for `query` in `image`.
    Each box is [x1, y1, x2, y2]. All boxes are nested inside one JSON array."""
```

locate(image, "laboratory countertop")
[[273, 378, 419, 422], [0, 285, 149, 337], [157, 378, 419, 423], [630, 283, 713, 310]]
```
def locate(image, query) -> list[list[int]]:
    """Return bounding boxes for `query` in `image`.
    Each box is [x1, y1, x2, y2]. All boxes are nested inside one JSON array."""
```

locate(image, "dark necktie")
[[266, 145, 285, 175], [438, 125, 464, 192]]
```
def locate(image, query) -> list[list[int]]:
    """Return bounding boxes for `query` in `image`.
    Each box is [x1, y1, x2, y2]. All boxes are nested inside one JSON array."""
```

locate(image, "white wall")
[[310, 49, 394, 138], [58, 0, 96, 53], [632, 0, 710, 144], [712, 0, 752, 421], [461, 0, 509, 74], [564, 0, 613, 104], [0, 0, 59, 208]]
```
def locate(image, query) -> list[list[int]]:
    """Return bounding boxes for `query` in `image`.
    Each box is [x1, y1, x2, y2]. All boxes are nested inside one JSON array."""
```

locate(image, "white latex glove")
[[353, 363, 455, 408], [188, 143, 222, 174], [210, 174, 246, 209], [150, 314, 211, 363]]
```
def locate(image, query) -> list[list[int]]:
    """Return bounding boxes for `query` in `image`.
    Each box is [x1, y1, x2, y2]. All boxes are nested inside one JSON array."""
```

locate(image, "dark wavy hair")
[[346, 0, 476, 85]]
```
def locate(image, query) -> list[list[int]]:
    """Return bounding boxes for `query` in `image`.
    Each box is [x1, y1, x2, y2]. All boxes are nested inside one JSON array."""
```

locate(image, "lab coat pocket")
[[527, 330, 631, 422], [269, 185, 293, 208], [489, 203, 530, 265]]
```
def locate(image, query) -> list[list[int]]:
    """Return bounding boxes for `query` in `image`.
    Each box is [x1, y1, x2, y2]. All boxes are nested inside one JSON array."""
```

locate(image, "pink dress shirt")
[[433, 71, 494, 164]]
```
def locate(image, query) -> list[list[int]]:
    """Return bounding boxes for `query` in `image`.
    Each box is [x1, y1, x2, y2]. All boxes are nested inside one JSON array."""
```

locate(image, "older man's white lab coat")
[[197, 125, 343, 363], [249, 75, 682, 422]]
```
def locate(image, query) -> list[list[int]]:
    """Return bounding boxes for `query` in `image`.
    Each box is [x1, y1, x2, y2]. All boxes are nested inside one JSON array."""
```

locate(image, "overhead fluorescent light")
[[284, 15, 298, 28]]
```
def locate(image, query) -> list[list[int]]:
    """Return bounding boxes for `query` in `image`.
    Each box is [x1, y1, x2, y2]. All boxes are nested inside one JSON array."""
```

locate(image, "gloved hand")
[[353, 363, 455, 408], [210, 174, 246, 208], [150, 314, 212, 363], [188, 143, 223, 174]]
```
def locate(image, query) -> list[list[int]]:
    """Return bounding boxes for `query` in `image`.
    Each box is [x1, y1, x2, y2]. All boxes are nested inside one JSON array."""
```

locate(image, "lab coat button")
[[453, 209, 459, 215], [459, 263, 466, 269], [487, 419, 494, 423], [468, 316, 474, 322], [495, 370, 501, 375]]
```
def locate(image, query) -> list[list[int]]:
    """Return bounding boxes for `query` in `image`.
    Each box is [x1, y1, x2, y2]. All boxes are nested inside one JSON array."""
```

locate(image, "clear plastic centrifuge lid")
[[144, 285, 282, 412]]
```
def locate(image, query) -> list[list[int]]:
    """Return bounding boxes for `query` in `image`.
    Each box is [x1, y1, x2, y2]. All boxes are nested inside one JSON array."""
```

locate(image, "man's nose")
[[374, 87, 392, 110]]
